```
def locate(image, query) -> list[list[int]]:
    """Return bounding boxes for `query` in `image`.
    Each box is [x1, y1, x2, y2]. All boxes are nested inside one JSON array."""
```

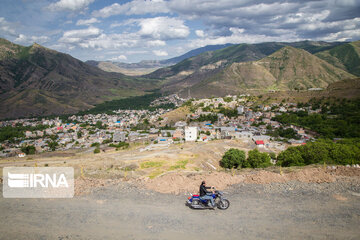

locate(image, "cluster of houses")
[[150, 94, 185, 107], [0, 95, 317, 157]]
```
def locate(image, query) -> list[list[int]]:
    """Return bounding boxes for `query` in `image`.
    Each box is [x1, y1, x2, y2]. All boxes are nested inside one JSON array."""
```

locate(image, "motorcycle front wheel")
[[217, 199, 230, 210]]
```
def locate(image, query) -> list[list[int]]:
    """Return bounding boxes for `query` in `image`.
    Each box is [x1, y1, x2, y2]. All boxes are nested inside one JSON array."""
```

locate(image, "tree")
[[219, 107, 238, 118], [269, 152, 276, 160], [223, 97, 233, 103], [247, 149, 272, 168], [77, 131, 82, 138], [21, 145, 36, 155], [47, 141, 58, 151], [329, 144, 360, 165], [220, 148, 247, 169], [276, 147, 304, 167], [300, 140, 332, 165], [276, 138, 360, 167], [95, 121, 106, 129], [50, 134, 58, 141]]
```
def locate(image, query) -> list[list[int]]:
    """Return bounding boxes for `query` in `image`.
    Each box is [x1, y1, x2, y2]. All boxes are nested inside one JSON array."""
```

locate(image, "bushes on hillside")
[[109, 142, 129, 150], [20, 145, 36, 155], [272, 99, 360, 138], [221, 139, 360, 169], [247, 149, 272, 168], [276, 139, 360, 167], [220, 148, 272, 169], [220, 148, 246, 168]]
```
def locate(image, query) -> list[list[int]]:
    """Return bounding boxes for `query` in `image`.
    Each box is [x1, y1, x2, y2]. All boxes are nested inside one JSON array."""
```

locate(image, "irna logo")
[[3, 167, 74, 198], [7, 172, 69, 188]]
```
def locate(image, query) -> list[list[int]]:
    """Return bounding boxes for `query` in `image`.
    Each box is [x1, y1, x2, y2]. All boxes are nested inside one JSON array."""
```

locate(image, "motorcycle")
[[186, 188, 230, 210]]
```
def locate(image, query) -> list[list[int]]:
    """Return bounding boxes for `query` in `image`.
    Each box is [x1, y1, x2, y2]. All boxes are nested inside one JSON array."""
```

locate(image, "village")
[[0, 94, 318, 158]]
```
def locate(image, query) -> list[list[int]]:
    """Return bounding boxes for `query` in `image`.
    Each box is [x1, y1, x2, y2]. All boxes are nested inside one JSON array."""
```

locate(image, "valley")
[[1, 1, 360, 239], [1, 39, 359, 119]]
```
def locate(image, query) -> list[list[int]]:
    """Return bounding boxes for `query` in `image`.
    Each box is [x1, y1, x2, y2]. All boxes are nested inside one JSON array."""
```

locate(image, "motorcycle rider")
[[199, 180, 215, 207]]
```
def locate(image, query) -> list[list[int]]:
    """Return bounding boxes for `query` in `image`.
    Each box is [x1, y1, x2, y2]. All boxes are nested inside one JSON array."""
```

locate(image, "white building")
[[237, 106, 244, 114], [113, 131, 126, 142], [185, 127, 198, 141]]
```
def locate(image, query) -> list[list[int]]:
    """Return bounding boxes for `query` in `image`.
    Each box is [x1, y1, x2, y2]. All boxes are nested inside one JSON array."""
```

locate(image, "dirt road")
[[1, 180, 359, 240]]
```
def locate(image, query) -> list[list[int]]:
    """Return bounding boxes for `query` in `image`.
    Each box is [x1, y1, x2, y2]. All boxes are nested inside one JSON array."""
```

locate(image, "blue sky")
[[0, 0, 359, 62]]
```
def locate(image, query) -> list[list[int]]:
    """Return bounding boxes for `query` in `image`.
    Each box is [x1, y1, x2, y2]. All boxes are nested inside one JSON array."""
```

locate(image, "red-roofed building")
[[255, 140, 264, 145]]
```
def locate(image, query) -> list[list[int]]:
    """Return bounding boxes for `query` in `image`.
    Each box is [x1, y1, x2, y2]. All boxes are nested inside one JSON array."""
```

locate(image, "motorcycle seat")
[[192, 195, 199, 197]]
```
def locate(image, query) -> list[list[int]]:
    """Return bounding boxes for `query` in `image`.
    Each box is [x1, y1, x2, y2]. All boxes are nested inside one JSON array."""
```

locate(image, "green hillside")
[[316, 41, 360, 76]]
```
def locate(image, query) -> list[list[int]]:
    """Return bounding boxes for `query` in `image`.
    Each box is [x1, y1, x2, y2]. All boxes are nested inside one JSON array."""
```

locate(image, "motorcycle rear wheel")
[[191, 199, 200, 207], [217, 199, 230, 210]]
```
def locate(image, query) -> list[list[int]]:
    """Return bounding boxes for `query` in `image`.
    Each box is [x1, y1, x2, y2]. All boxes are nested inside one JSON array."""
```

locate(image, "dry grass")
[[161, 106, 190, 124], [140, 161, 164, 169]]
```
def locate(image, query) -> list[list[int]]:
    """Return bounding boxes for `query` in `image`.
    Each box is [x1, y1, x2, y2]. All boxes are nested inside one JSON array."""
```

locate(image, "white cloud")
[[188, 27, 301, 48], [125, 50, 149, 54], [76, 18, 100, 26], [153, 50, 168, 56], [109, 55, 127, 61], [0, 17, 16, 36], [93, 0, 169, 18], [320, 29, 360, 42], [147, 40, 166, 47], [14, 34, 49, 44], [64, 32, 140, 50], [167, 0, 360, 42], [48, 0, 94, 11], [195, 30, 205, 38], [59, 27, 101, 43], [138, 17, 190, 40], [41, 0, 360, 61], [299, 17, 360, 32]]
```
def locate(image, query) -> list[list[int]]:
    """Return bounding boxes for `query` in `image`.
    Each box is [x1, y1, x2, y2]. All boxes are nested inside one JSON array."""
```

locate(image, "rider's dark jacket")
[[199, 184, 211, 197]]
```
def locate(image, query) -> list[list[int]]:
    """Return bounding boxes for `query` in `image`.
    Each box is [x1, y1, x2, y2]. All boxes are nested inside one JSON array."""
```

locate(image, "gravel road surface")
[[0, 180, 359, 240]]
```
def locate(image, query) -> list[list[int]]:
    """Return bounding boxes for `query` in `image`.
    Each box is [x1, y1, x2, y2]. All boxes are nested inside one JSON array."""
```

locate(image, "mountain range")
[[146, 40, 358, 98], [86, 43, 233, 76], [178, 46, 354, 98], [0, 38, 359, 119]]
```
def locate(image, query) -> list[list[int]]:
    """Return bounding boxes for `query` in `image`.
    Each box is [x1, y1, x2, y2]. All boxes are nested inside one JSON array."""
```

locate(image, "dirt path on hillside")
[[1, 180, 360, 240]]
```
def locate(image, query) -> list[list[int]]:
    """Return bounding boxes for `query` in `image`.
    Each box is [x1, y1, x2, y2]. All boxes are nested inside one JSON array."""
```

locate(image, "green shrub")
[[102, 139, 112, 144], [247, 149, 272, 168], [109, 142, 129, 149], [269, 152, 276, 159], [300, 140, 332, 165], [277, 147, 305, 167], [93, 148, 100, 154], [220, 148, 247, 169], [21, 145, 36, 155], [276, 139, 360, 167], [47, 140, 58, 151]]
